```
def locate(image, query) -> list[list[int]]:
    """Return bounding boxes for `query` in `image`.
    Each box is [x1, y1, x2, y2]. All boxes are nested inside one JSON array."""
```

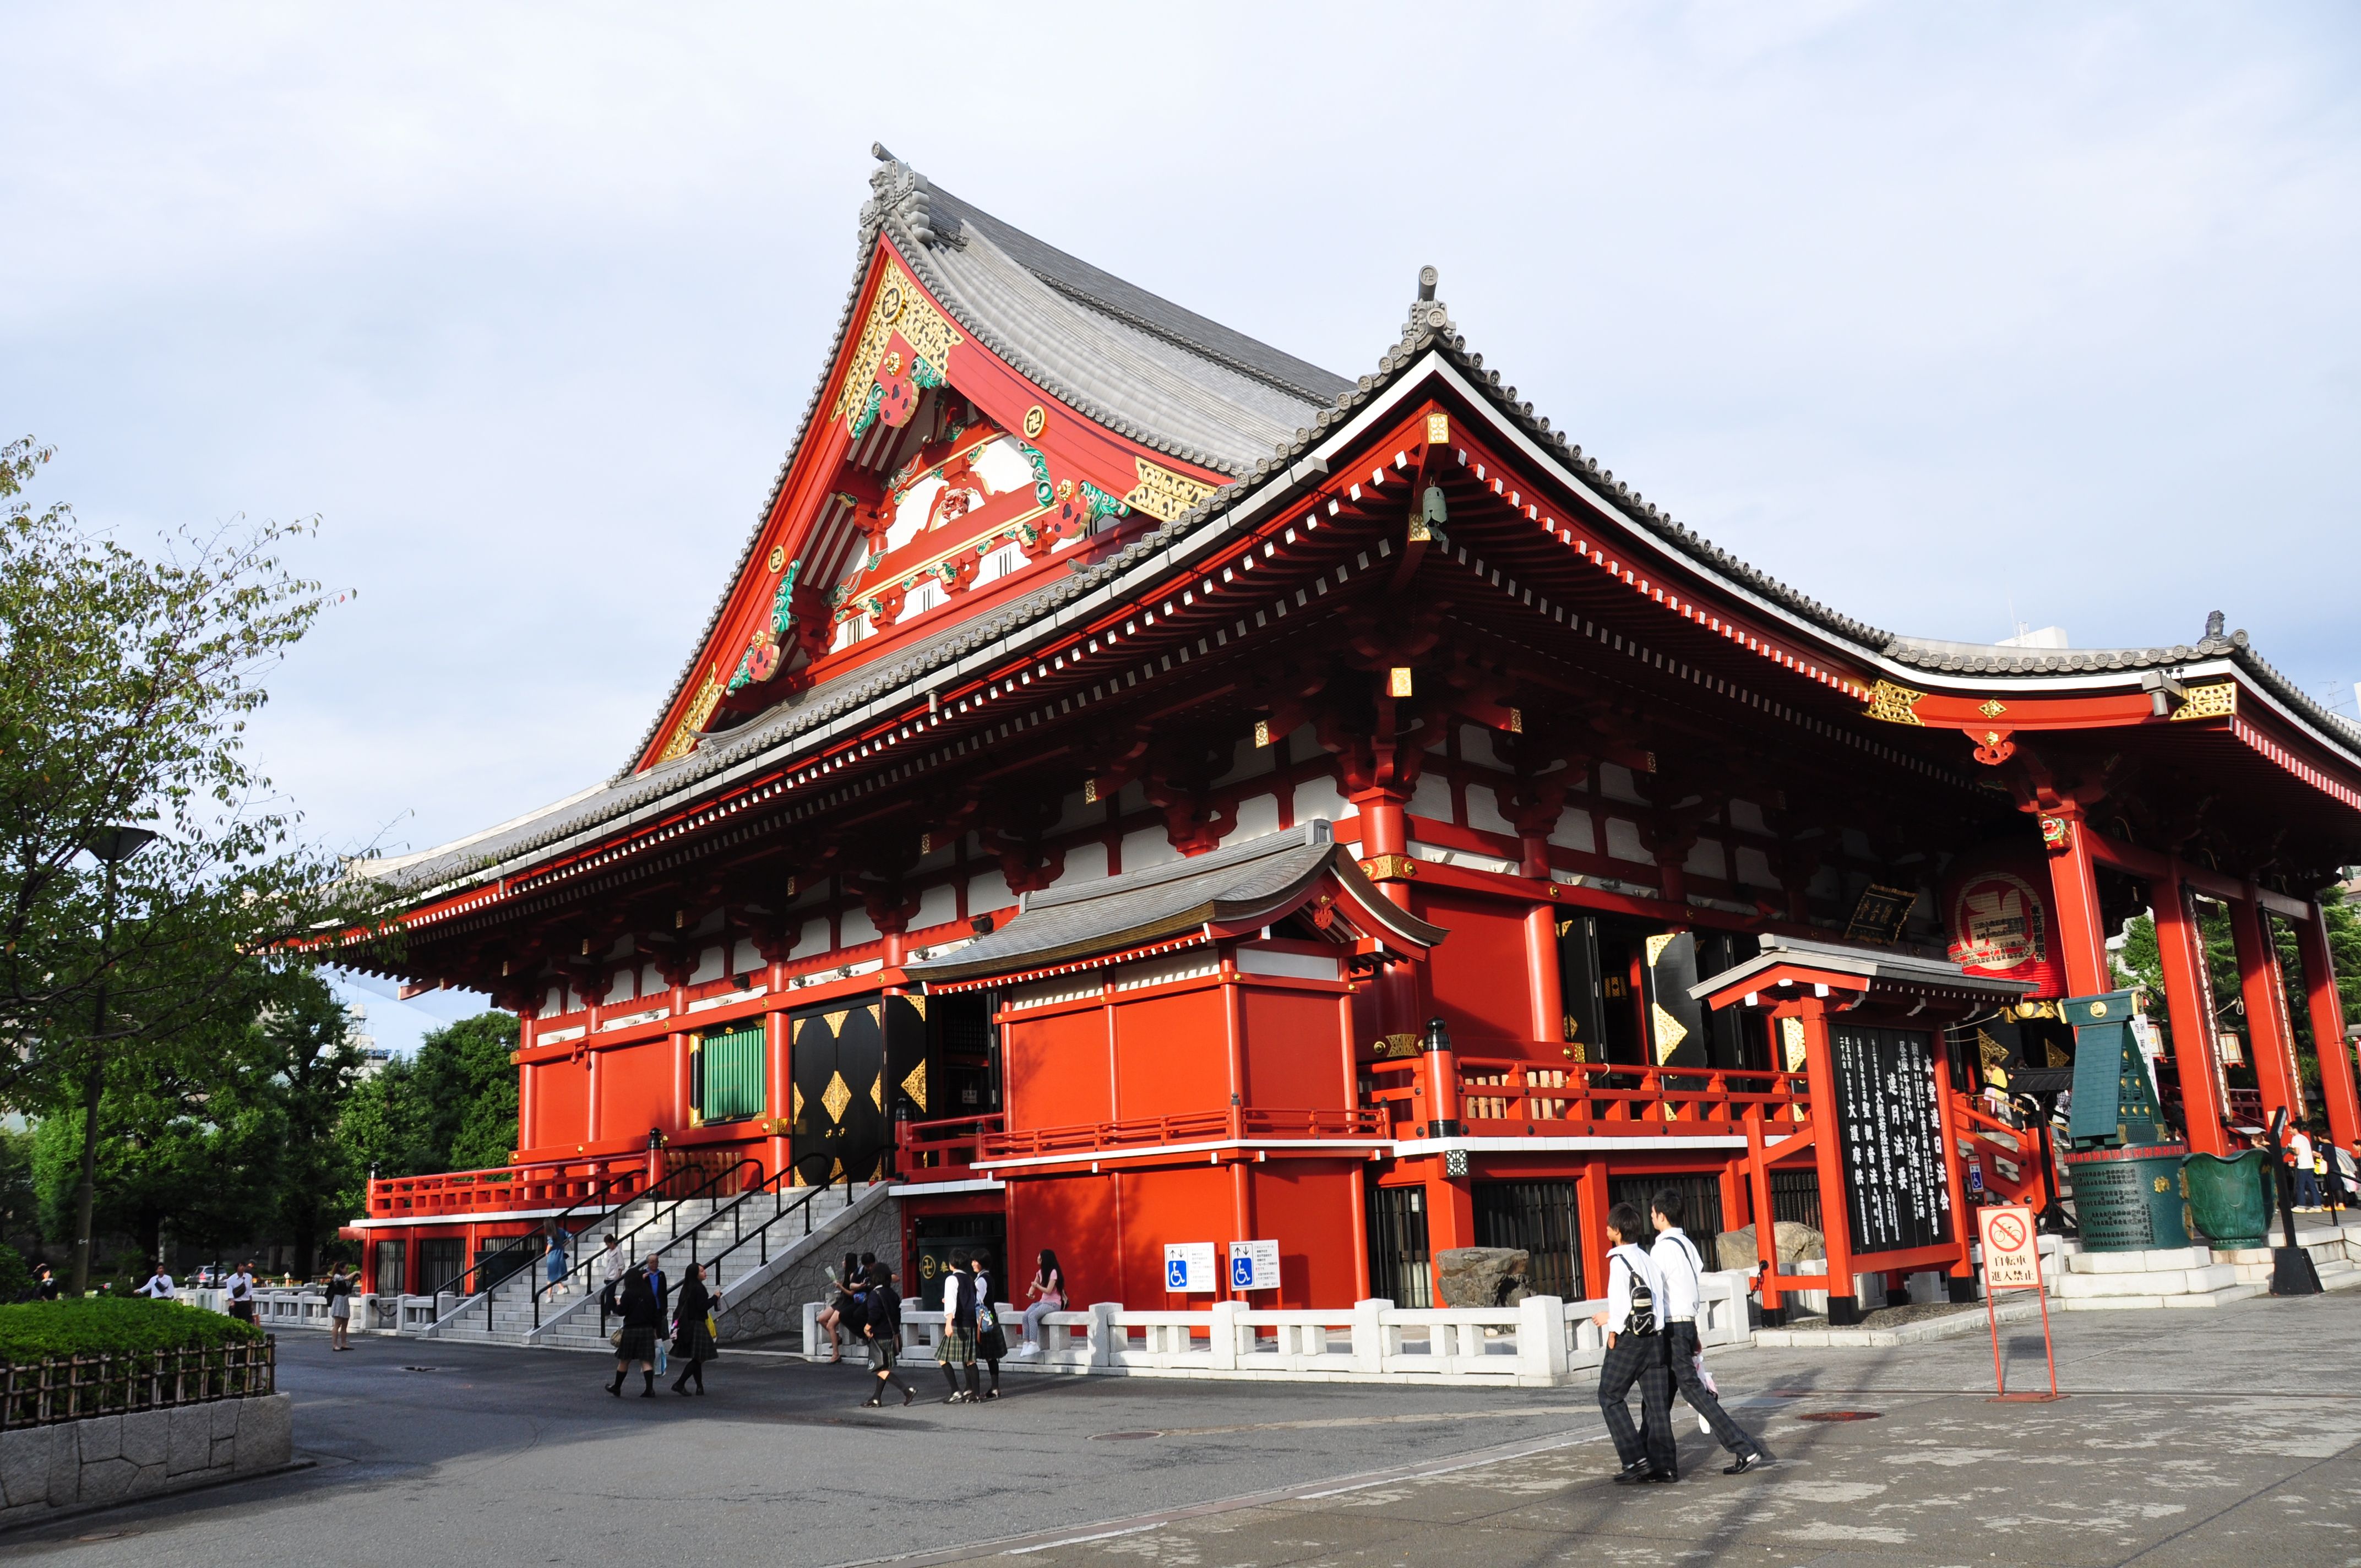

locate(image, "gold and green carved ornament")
[[727, 559, 802, 693]]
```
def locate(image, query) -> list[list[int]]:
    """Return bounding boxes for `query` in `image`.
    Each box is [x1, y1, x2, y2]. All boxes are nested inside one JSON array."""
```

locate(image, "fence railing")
[[895, 1114, 1004, 1182], [366, 1152, 654, 1220], [802, 1271, 1752, 1386], [1368, 1052, 1808, 1139], [976, 1107, 1387, 1163], [0, 1338, 276, 1429]]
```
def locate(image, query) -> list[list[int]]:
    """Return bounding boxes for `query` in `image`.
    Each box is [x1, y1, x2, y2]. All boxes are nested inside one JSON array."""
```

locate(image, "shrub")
[[0, 1298, 263, 1363], [0, 1244, 31, 1305]]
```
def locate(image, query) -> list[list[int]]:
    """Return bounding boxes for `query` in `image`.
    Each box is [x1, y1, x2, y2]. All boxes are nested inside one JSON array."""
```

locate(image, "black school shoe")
[[1724, 1450, 1769, 1475], [1611, 1460, 1651, 1484]]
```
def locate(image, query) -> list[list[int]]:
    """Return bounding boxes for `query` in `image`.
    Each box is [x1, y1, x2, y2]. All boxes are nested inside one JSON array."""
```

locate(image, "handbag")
[[610, 1328, 623, 1349]]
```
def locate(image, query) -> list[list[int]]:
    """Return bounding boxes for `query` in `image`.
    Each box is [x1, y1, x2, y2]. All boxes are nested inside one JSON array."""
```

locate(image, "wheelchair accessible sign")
[[1164, 1242, 1216, 1293], [1228, 1239, 1281, 1292]]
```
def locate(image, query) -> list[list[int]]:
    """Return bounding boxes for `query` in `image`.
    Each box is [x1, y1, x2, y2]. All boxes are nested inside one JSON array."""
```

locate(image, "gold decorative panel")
[[2171, 682, 2237, 721], [869, 1071, 884, 1112], [901, 1059, 928, 1113], [1780, 1016, 1807, 1072], [1123, 458, 1216, 522], [1863, 680, 1927, 726], [820, 1070, 852, 1124], [791, 1083, 804, 1121], [1644, 933, 1680, 967], [831, 262, 962, 428], [656, 672, 725, 765], [1651, 1004, 1689, 1063]]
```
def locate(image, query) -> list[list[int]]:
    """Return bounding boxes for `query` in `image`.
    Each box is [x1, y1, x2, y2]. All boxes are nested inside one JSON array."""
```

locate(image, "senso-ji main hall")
[[342, 146, 2361, 1325]]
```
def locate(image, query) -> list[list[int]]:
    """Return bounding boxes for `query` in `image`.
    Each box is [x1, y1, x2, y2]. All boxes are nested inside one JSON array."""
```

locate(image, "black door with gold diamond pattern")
[[788, 1001, 890, 1184]]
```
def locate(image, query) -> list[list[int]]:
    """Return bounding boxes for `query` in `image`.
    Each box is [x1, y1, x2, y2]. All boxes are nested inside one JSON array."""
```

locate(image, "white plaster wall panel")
[[1728, 799, 1770, 836], [1410, 772, 1454, 823], [640, 965, 664, 997], [606, 935, 635, 961], [1735, 847, 1778, 888], [1229, 792, 1281, 843], [692, 945, 726, 984], [1459, 725, 1505, 770], [1212, 736, 1275, 787], [692, 909, 727, 938], [1284, 723, 1322, 764], [795, 917, 829, 956], [1114, 781, 1149, 821], [1550, 807, 1595, 851], [965, 866, 1015, 916], [914, 883, 958, 930], [1292, 776, 1348, 824], [1684, 839, 1728, 880], [1054, 789, 1100, 836], [840, 908, 881, 948], [1121, 826, 1182, 873], [1598, 763, 1647, 804], [1841, 829, 1874, 860], [1062, 840, 1110, 884], [1604, 818, 1652, 864], [1464, 784, 1517, 837], [732, 939, 763, 977], [912, 838, 956, 874], [970, 435, 1036, 494], [790, 878, 829, 909], [887, 475, 945, 551], [546, 986, 566, 1016]]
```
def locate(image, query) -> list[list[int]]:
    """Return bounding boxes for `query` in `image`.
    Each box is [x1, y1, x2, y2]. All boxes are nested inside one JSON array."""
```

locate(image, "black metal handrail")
[[687, 1168, 858, 1289], [530, 1157, 766, 1332], [429, 1162, 651, 1312]]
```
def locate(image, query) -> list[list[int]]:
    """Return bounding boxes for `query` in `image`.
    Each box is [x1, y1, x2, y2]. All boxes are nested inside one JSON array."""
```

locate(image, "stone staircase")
[[422, 1180, 888, 1351]]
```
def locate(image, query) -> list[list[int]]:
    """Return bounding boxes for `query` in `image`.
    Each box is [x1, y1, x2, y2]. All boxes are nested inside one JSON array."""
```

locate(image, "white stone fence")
[[801, 1270, 1753, 1387], [175, 1288, 439, 1335]]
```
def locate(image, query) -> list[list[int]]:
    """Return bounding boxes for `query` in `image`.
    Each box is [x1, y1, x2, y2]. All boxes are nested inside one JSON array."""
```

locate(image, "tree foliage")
[[335, 1011, 519, 1212]]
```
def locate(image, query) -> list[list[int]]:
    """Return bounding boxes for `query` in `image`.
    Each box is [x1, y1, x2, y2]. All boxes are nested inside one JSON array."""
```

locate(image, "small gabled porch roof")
[[1690, 933, 2034, 1017]]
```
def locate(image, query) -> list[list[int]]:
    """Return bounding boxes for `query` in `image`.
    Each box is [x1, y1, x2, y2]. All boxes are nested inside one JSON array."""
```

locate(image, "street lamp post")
[[68, 826, 157, 1296]]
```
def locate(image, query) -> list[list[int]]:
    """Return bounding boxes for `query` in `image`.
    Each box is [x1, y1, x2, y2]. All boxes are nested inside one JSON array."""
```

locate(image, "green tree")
[[411, 1013, 520, 1173], [255, 970, 366, 1279], [332, 1055, 434, 1220], [0, 437, 389, 1289]]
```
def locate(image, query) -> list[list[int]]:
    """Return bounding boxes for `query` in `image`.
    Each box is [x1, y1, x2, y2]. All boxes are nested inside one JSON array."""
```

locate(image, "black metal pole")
[[2266, 1109, 2323, 1296]]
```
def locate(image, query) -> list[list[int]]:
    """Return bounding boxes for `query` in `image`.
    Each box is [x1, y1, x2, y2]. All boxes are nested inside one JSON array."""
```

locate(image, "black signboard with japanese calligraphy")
[[1829, 1025, 1954, 1256]]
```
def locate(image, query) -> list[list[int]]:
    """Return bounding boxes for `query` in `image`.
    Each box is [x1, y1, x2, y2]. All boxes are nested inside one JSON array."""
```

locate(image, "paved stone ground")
[[3, 1288, 2357, 1566]]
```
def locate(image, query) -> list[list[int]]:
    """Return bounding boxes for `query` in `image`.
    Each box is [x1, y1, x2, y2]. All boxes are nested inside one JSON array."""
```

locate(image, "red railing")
[[365, 1153, 654, 1219], [1366, 1052, 1809, 1136], [1952, 1093, 2053, 1212], [895, 1114, 1004, 1182], [970, 1107, 1386, 1162]]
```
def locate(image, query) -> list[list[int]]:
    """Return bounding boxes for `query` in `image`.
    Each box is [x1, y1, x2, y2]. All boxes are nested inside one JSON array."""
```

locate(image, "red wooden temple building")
[[344, 148, 2361, 1324]]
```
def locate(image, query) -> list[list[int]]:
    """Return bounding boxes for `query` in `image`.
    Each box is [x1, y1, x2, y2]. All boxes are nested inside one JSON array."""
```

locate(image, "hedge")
[[0, 1299, 265, 1363]]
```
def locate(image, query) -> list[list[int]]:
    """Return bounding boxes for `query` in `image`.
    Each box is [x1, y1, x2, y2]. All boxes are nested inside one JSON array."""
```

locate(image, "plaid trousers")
[[1665, 1321, 1754, 1456], [1597, 1332, 1677, 1475]]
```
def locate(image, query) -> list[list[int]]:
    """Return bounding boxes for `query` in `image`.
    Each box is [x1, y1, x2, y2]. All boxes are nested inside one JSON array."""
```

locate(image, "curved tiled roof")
[[387, 153, 2357, 903]]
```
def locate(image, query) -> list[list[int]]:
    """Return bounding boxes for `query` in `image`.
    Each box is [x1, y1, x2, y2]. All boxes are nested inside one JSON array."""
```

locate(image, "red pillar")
[[2228, 893, 2303, 1127], [2039, 805, 2111, 998], [2296, 900, 2358, 1149], [2153, 872, 2231, 1156], [1799, 1004, 1859, 1322], [1520, 834, 1563, 1047]]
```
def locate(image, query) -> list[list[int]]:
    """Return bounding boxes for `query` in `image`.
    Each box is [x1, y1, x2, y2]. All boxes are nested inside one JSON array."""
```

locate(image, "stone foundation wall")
[[0, 1393, 292, 1524], [712, 1190, 901, 1347]]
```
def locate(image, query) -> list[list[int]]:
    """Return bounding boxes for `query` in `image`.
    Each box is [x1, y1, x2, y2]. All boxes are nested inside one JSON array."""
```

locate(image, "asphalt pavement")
[[1, 1288, 2357, 1567]]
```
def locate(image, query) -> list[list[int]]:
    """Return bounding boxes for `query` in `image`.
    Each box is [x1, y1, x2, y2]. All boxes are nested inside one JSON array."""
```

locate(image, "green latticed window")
[[694, 1025, 765, 1125]]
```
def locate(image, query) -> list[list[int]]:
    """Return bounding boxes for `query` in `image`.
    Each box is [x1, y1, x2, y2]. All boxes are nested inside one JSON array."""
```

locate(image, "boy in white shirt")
[[1591, 1202, 1676, 1483], [1651, 1188, 1766, 1474], [134, 1262, 175, 1299]]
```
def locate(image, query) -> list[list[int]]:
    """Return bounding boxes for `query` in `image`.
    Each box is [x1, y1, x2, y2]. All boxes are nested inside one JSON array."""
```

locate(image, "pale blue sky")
[[8, 2, 2358, 888]]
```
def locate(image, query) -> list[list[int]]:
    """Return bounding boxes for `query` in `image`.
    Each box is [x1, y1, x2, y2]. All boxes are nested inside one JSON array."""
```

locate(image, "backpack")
[[1617, 1249, 1657, 1337]]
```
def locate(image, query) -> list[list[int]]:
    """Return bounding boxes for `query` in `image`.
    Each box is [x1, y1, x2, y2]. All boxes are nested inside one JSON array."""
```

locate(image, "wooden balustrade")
[[1367, 1050, 1809, 1135], [969, 1107, 1386, 1162], [894, 1114, 1004, 1181], [365, 1152, 652, 1218]]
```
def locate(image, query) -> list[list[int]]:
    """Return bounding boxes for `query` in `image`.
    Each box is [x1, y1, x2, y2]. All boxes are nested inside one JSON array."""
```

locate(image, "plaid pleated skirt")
[[936, 1326, 977, 1364]]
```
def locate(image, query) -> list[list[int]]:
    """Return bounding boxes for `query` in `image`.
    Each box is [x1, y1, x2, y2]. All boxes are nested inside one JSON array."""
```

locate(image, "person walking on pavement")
[[2290, 1124, 2322, 1211], [225, 1261, 258, 1324], [860, 1265, 916, 1408], [325, 1262, 355, 1351], [669, 1261, 720, 1395], [970, 1254, 1006, 1400], [134, 1260, 175, 1299], [938, 1250, 982, 1403], [1650, 1188, 1768, 1475], [1592, 1202, 1676, 1484], [608, 1263, 665, 1398]]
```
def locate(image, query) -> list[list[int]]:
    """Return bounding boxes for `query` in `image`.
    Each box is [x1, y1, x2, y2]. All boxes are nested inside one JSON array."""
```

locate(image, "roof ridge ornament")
[[864, 143, 949, 247], [1406, 264, 1450, 338]]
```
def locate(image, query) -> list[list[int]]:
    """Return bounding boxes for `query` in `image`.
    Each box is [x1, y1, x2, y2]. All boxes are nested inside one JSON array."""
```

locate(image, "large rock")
[[1714, 1222, 1826, 1272], [1435, 1247, 1531, 1308]]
